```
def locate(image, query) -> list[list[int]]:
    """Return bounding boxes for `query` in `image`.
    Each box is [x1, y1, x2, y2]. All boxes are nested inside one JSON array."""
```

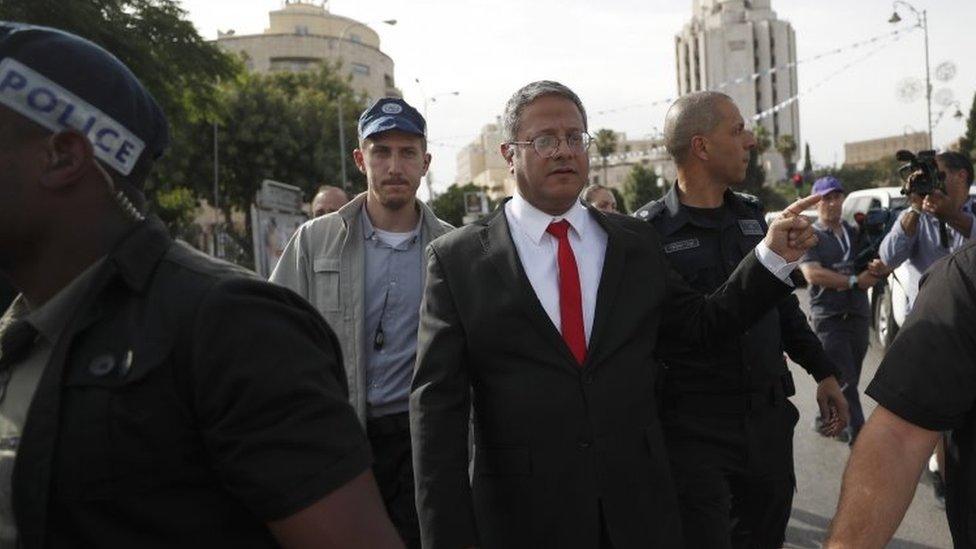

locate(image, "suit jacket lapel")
[[585, 207, 626, 368], [480, 205, 581, 370]]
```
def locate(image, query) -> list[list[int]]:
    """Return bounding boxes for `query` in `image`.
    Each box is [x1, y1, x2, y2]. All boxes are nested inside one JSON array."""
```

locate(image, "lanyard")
[[834, 226, 850, 260]]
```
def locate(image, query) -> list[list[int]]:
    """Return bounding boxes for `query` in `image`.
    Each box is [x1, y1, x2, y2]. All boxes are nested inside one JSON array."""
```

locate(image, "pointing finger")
[[783, 194, 822, 217]]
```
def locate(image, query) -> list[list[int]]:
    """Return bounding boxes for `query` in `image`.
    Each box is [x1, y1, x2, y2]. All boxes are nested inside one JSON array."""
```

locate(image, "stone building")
[[844, 131, 932, 167], [215, 1, 399, 101]]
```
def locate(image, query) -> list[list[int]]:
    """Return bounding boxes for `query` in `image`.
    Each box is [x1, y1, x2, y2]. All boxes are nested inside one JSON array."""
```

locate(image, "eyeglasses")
[[508, 132, 592, 158]]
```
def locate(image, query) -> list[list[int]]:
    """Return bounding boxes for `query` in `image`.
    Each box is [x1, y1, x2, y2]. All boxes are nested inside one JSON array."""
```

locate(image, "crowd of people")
[[0, 21, 974, 549]]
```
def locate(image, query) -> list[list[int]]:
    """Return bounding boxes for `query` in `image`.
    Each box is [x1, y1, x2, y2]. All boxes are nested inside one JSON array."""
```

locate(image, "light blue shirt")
[[879, 198, 976, 305], [361, 208, 424, 418]]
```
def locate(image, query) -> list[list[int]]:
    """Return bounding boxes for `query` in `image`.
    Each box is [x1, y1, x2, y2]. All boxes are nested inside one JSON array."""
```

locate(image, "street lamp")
[[888, 1, 933, 148], [335, 18, 397, 192], [414, 77, 460, 199]]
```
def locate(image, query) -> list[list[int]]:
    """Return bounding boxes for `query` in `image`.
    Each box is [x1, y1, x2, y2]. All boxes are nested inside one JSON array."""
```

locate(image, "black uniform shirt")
[[12, 220, 371, 548], [801, 221, 870, 319], [636, 186, 836, 396], [866, 242, 976, 547]]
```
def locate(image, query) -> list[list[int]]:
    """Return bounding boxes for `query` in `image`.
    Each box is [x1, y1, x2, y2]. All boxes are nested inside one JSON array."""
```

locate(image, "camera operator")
[[874, 151, 975, 295], [872, 151, 975, 507]]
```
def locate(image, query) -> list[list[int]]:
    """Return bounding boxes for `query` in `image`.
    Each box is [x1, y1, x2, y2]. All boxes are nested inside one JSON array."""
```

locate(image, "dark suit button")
[[578, 440, 592, 449], [583, 373, 594, 384]]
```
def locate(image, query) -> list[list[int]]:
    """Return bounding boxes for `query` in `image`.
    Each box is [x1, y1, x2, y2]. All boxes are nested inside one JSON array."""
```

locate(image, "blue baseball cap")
[[358, 97, 425, 141], [812, 176, 844, 196], [0, 22, 169, 183]]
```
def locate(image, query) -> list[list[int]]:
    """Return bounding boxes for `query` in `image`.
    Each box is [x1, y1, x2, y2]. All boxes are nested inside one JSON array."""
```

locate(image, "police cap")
[[0, 22, 169, 183]]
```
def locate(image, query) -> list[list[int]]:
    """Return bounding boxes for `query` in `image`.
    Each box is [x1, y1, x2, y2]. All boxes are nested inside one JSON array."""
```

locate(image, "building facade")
[[215, 1, 399, 101], [456, 119, 515, 199], [589, 134, 676, 193], [675, 0, 799, 180], [844, 131, 931, 167]]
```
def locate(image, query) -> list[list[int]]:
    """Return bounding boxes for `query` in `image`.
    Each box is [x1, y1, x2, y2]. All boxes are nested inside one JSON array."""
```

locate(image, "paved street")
[[785, 290, 951, 548]]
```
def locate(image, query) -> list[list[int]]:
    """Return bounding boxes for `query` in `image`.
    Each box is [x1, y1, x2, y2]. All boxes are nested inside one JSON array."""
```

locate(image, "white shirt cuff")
[[754, 240, 797, 286]]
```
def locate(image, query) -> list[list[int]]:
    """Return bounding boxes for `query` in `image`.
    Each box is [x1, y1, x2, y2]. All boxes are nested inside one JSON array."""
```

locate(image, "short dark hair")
[[663, 91, 734, 164], [938, 151, 974, 184]]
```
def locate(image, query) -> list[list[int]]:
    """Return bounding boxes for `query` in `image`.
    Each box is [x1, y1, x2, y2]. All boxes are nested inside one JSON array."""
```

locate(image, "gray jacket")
[[270, 192, 453, 423]]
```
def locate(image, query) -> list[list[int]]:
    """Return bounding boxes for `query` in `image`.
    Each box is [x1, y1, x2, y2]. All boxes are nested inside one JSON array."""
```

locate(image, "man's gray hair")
[[663, 91, 734, 164], [502, 80, 588, 142]]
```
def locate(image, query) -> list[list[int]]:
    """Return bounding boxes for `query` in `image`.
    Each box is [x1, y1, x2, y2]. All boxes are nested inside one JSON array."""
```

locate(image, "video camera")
[[896, 149, 946, 197]]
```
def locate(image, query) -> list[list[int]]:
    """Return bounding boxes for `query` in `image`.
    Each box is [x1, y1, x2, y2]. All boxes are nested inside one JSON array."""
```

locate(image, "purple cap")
[[811, 176, 844, 196]]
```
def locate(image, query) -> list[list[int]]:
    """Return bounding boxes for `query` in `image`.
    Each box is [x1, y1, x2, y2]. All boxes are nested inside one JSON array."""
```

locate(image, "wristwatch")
[[848, 274, 858, 290]]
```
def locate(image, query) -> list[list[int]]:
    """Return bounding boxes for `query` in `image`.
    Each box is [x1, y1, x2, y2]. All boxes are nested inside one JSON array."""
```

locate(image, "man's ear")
[[352, 148, 367, 175], [422, 152, 432, 176], [500, 143, 516, 175], [690, 135, 709, 162], [38, 130, 92, 190]]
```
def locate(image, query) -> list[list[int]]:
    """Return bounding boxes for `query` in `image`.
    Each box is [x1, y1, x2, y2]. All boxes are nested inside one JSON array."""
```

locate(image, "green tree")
[[609, 187, 628, 215], [161, 64, 366, 263], [0, 0, 240, 149], [742, 149, 766, 194], [959, 92, 976, 162], [594, 129, 618, 185], [621, 164, 661, 211], [813, 157, 901, 194], [154, 187, 199, 241], [776, 134, 798, 179], [753, 124, 772, 155], [429, 183, 494, 227]]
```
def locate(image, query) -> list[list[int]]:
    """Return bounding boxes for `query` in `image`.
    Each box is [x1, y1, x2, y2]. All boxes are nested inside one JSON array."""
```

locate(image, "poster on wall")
[[251, 180, 307, 279]]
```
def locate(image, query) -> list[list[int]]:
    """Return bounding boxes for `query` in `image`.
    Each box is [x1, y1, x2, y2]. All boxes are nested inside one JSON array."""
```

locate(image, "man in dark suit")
[[410, 81, 824, 549]]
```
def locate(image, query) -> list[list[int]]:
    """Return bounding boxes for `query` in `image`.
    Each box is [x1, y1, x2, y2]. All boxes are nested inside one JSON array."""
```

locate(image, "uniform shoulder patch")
[[633, 200, 666, 222], [733, 192, 764, 212]]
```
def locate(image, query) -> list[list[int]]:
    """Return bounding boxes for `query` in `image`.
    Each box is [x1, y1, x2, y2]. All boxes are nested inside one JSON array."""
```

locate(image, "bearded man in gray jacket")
[[272, 97, 452, 548]]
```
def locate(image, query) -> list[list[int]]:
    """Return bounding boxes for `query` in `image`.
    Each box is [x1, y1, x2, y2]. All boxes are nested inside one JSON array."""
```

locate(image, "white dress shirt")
[[504, 192, 798, 343], [505, 192, 607, 342]]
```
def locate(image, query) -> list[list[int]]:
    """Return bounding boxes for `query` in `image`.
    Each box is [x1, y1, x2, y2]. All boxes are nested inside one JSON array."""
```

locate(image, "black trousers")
[[663, 401, 799, 549], [367, 411, 420, 549], [812, 314, 870, 436]]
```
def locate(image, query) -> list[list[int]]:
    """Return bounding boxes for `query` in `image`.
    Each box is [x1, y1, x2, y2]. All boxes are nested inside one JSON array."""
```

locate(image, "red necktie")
[[546, 220, 587, 366]]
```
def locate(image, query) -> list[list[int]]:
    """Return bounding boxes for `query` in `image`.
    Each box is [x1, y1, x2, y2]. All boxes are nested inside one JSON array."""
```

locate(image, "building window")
[[269, 57, 320, 72], [352, 63, 370, 76], [384, 73, 395, 88], [349, 33, 363, 44], [295, 25, 309, 35]]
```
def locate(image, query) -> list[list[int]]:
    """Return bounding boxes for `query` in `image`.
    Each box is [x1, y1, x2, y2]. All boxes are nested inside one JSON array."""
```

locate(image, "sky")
[[179, 0, 976, 198]]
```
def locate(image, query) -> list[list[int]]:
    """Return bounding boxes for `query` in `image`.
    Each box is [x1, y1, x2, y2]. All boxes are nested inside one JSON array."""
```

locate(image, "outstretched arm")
[[825, 406, 939, 548]]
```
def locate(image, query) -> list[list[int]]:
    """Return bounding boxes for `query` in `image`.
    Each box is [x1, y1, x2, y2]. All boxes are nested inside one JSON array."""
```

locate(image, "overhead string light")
[[590, 25, 918, 119], [752, 30, 909, 122]]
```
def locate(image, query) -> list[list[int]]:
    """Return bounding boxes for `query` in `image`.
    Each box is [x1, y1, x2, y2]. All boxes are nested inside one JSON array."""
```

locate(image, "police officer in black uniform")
[[634, 91, 848, 549], [0, 23, 402, 548]]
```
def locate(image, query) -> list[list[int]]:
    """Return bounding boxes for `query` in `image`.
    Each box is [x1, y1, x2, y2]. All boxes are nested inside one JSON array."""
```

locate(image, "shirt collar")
[[361, 203, 422, 244], [11, 258, 106, 343], [509, 190, 589, 245]]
